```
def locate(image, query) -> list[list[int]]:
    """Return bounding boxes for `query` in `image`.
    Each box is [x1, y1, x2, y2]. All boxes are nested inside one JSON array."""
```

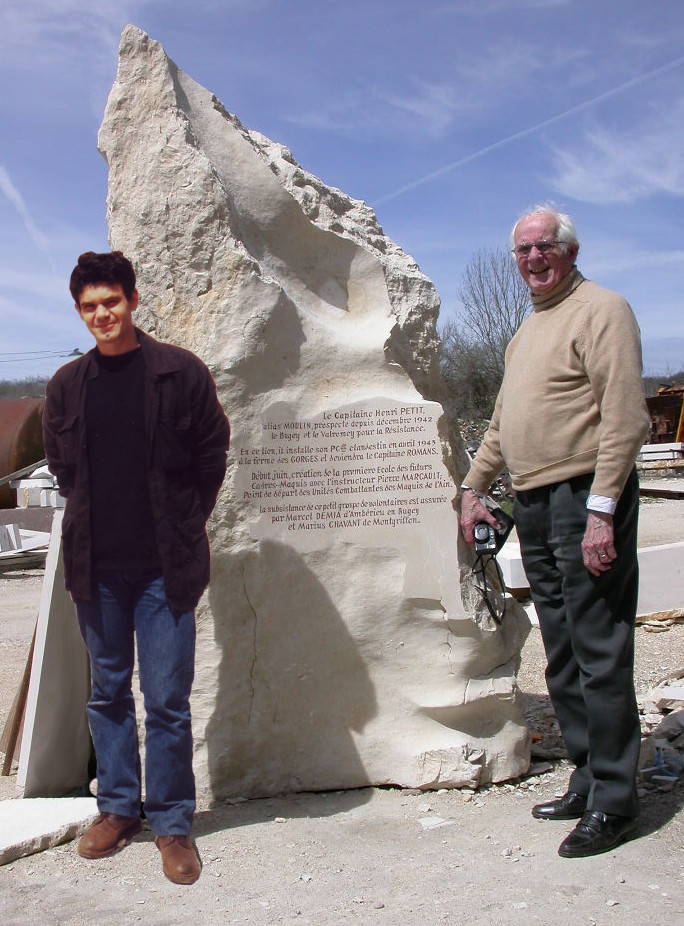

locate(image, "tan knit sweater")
[[464, 269, 650, 499]]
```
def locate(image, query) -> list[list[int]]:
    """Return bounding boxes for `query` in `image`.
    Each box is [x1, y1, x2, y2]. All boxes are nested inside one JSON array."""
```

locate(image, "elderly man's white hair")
[[510, 204, 580, 255]]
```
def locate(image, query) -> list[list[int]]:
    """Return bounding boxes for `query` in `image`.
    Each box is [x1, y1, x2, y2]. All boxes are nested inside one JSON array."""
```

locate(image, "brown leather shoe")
[[155, 835, 201, 885], [78, 813, 142, 859]]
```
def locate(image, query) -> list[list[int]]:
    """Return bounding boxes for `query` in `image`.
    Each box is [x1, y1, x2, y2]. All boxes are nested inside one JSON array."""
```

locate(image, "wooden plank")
[[639, 486, 684, 500]]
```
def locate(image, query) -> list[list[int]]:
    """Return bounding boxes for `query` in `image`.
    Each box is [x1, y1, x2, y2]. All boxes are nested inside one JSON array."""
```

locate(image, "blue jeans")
[[76, 568, 196, 835]]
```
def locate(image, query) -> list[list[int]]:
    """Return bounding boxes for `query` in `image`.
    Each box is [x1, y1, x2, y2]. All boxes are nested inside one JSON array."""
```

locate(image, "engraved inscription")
[[236, 400, 454, 538]]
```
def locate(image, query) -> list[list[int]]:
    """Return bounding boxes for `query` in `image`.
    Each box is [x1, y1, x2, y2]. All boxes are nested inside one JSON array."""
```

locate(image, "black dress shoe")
[[532, 791, 588, 820], [558, 811, 638, 858]]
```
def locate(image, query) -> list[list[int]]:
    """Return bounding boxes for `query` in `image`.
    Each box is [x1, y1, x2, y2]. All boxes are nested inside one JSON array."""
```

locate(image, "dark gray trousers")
[[514, 469, 640, 818]]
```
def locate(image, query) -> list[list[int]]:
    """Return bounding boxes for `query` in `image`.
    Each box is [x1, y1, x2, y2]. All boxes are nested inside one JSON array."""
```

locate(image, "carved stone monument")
[[97, 25, 530, 800]]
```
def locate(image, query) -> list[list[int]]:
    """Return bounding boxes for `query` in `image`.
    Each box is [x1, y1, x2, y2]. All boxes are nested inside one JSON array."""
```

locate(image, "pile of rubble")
[[639, 611, 684, 633], [0, 523, 50, 570], [520, 673, 684, 797], [458, 420, 513, 502], [638, 674, 684, 795], [0, 464, 58, 570], [9, 465, 63, 511]]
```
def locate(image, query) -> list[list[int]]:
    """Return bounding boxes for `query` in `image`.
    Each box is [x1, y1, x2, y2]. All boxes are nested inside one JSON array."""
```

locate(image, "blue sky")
[[1, 0, 683, 381]]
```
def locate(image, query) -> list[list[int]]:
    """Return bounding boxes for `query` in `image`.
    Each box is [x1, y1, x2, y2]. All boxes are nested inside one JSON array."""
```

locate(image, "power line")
[[0, 348, 82, 363]]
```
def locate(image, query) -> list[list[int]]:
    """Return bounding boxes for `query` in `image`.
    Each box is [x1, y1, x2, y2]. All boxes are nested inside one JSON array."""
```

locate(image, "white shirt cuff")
[[587, 494, 617, 515], [460, 484, 486, 500]]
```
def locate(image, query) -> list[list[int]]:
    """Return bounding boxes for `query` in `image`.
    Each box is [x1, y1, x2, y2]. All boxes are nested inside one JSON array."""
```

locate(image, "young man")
[[460, 208, 650, 858], [43, 251, 230, 884]]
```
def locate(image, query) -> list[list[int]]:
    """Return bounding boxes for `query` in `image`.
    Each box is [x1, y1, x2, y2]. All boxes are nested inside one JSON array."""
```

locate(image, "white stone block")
[[638, 442, 684, 461], [0, 525, 14, 552], [52, 491, 67, 508], [497, 538, 529, 592], [18, 487, 44, 508], [38, 489, 66, 508], [637, 542, 684, 616], [0, 798, 97, 865], [12, 477, 55, 489], [495, 537, 684, 620], [7, 523, 22, 548], [15, 529, 51, 553]]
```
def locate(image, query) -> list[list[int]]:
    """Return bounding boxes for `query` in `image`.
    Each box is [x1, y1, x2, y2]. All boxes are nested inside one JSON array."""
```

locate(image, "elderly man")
[[460, 207, 650, 858]]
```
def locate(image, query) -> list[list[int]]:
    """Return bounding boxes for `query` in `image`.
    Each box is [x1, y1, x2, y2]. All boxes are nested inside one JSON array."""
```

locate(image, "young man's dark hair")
[[69, 251, 137, 303]]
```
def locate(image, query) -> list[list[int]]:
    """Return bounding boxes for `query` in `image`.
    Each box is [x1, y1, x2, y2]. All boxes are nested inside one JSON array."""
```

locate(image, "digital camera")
[[473, 522, 497, 554], [473, 506, 514, 555]]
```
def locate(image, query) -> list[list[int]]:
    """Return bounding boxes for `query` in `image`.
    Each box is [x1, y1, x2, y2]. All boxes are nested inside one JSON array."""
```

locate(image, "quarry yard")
[[0, 494, 682, 925]]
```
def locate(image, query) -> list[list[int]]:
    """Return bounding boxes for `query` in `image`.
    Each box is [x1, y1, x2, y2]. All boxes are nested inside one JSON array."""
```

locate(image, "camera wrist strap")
[[472, 552, 507, 625]]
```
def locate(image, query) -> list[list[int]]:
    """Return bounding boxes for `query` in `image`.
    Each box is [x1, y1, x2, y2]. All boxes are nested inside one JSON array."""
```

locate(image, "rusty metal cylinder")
[[0, 398, 46, 508]]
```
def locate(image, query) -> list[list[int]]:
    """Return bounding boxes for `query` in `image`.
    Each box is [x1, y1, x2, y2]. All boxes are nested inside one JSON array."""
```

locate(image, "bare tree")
[[0, 377, 48, 399], [441, 247, 530, 419], [440, 322, 494, 422]]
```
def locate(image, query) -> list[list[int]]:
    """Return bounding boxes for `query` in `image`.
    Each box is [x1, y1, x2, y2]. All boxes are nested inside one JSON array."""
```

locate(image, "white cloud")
[[0, 163, 58, 272], [0, 0, 149, 122], [0, 0, 269, 56], [374, 52, 684, 204], [587, 249, 684, 277], [285, 83, 458, 141], [550, 89, 684, 204], [287, 42, 544, 142], [379, 81, 466, 138], [0, 1, 138, 60]]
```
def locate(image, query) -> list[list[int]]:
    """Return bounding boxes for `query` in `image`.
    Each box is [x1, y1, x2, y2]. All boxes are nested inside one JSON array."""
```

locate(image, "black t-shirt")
[[85, 347, 159, 570]]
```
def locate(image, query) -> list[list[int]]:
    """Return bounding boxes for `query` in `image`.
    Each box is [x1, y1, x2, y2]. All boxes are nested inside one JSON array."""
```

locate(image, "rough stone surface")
[[96, 25, 530, 800], [0, 798, 97, 865]]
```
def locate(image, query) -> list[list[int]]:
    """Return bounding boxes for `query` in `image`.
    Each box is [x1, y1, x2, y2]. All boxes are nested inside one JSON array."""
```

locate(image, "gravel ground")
[[0, 496, 682, 925]]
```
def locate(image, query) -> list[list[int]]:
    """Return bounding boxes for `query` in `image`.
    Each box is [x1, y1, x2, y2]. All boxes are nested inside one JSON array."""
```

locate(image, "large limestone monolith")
[[97, 25, 530, 800]]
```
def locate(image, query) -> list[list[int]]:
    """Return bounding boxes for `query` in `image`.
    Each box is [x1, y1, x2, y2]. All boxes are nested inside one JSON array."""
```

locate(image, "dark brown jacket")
[[43, 329, 230, 611]]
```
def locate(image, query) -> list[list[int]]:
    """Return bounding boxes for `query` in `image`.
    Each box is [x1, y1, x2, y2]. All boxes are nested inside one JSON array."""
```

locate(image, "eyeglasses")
[[511, 239, 562, 257]]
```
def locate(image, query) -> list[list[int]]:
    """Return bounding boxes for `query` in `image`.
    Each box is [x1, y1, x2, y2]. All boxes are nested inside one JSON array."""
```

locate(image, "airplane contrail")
[[0, 161, 58, 272], [374, 55, 684, 206]]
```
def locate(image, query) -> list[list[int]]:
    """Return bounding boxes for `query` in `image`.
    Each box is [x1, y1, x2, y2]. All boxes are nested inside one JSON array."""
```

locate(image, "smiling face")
[[513, 212, 578, 297], [76, 283, 139, 355]]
